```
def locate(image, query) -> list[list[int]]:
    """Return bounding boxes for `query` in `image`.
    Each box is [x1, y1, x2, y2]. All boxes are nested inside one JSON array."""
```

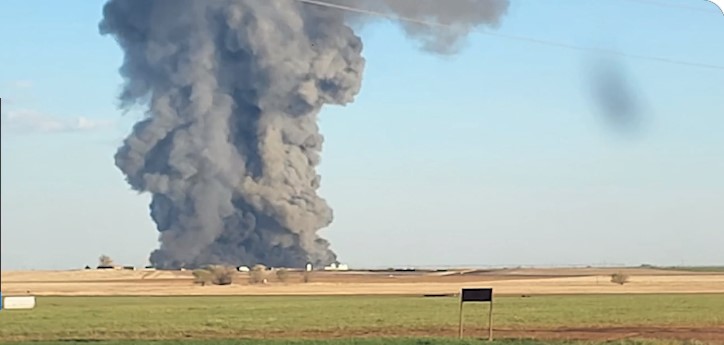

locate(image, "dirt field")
[[3, 267, 724, 296], [259, 326, 724, 344]]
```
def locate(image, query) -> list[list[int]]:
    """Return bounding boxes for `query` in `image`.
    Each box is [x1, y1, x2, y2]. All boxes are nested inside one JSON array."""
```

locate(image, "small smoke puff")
[[325, 0, 510, 55]]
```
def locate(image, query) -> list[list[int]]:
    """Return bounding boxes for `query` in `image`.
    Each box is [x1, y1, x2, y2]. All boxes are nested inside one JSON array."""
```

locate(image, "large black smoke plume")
[[100, 0, 509, 269]]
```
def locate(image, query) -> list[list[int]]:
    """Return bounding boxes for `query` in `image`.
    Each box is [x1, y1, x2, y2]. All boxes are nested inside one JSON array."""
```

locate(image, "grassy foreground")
[[1, 295, 722, 342]]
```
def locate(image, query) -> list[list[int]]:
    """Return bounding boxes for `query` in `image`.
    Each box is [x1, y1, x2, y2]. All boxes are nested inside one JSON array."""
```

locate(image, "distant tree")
[[275, 268, 289, 283], [192, 269, 212, 286], [99, 255, 114, 267], [610, 272, 630, 285], [208, 265, 236, 285], [249, 264, 267, 284]]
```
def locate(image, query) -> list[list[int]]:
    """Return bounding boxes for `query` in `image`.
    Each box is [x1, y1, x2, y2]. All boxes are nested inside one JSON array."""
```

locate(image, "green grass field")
[[1, 295, 722, 344]]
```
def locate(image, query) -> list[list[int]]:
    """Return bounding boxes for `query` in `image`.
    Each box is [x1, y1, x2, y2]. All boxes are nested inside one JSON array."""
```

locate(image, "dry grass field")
[[3, 267, 724, 296]]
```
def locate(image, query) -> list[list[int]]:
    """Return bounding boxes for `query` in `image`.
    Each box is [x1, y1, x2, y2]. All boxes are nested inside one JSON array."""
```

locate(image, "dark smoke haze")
[[99, 0, 509, 269]]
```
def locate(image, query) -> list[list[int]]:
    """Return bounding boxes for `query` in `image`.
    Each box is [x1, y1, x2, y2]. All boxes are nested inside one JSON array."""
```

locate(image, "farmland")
[[2, 268, 724, 344], [1, 295, 724, 342], [3, 267, 724, 296]]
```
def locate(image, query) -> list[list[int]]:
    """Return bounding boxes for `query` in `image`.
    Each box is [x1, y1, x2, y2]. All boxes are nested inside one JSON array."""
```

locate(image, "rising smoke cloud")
[[99, 0, 509, 269]]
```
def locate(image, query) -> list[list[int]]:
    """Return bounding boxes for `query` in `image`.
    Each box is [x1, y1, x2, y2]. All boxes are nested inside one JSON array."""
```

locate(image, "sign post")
[[458, 288, 493, 341]]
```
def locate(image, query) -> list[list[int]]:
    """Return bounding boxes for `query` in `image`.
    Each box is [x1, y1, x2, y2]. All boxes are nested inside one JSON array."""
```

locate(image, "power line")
[[299, 0, 450, 28], [296, 0, 724, 71]]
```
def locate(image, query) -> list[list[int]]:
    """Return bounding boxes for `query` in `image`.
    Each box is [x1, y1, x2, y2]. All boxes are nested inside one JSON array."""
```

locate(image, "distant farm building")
[[323, 263, 349, 271]]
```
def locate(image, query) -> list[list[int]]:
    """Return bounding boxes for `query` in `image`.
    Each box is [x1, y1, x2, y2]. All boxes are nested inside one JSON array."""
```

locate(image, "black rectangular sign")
[[461, 288, 493, 302]]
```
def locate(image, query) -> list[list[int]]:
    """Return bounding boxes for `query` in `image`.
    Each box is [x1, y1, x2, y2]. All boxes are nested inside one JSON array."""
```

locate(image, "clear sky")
[[1, 0, 723, 270]]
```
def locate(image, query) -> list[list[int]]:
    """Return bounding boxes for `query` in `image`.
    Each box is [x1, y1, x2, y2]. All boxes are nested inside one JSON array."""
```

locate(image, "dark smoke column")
[[100, 0, 363, 269], [100, 0, 508, 270]]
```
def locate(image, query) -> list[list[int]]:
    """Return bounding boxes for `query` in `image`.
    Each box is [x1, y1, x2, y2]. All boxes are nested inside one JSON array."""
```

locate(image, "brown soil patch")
[[501, 326, 724, 343], [34, 326, 724, 344], [12, 326, 723, 344], [237, 325, 724, 343]]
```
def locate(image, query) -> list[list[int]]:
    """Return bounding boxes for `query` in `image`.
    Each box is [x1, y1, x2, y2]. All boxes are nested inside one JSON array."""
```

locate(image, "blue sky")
[[1, 0, 723, 270]]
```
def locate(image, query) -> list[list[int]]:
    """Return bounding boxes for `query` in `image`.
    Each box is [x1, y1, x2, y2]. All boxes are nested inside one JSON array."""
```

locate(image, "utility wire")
[[296, 0, 724, 71]]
